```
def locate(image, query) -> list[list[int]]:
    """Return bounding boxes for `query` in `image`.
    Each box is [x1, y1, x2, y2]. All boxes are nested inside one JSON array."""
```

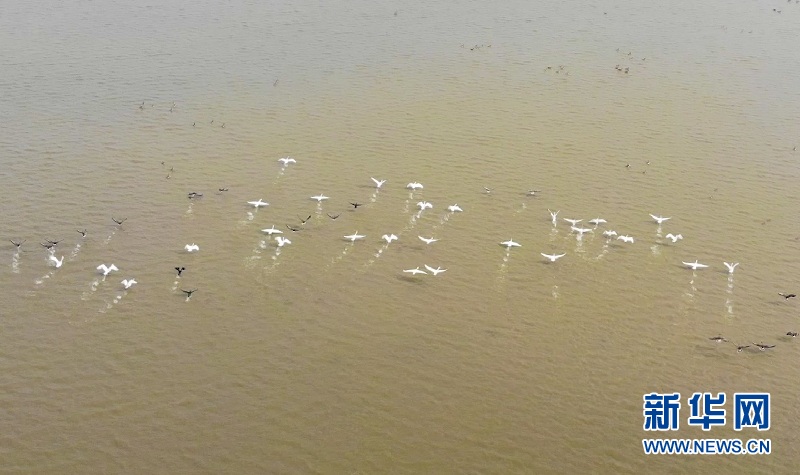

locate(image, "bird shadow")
[[397, 275, 427, 284]]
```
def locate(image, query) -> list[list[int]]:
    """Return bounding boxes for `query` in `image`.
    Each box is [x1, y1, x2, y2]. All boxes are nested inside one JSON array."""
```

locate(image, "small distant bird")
[[753, 342, 776, 351], [787, 332, 798, 338], [403, 267, 427, 275], [278, 157, 296, 165], [112, 217, 127, 225], [682, 260, 708, 270], [563, 218, 582, 226], [261, 225, 283, 236], [175, 266, 186, 276], [541, 253, 566, 262], [665, 233, 683, 243], [77, 229, 87, 237], [184, 244, 200, 252], [181, 288, 198, 298], [310, 194, 329, 202], [483, 187, 493, 194], [406, 182, 424, 190], [617, 235, 635, 243], [709, 335, 728, 343], [500, 239, 521, 249], [349, 202, 363, 209], [326, 213, 340, 220], [41, 242, 55, 250], [49, 255, 64, 268], [602, 230, 618, 238], [448, 204, 463, 213], [418, 236, 438, 245], [343, 232, 366, 242], [275, 236, 292, 247], [247, 199, 269, 208], [10, 239, 24, 248], [45, 239, 61, 246], [416, 201, 432, 210], [286, 225, 301, 232], [723, 262, 739, 274], [218, 188, 229, 192], [424, 265, 447, 276], [187, 192, 203, 199], [732, 343, 750, 353], [371, 177, 387, 188], [121, 279, 137, 289], [526, 189, 541, 197], [650, 214, 671, 224], [382, 234, 398, 244], [548, 209, 559, 225], [778, 293, 796, 300], [570, 226, 593, 236], [97, 264, 119, 276], [299, 215, 312, 225], [588, 218, 607, 226]]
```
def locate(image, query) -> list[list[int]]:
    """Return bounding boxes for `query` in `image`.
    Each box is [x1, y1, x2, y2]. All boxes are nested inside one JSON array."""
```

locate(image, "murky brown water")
[[2, 0, 800, 472]]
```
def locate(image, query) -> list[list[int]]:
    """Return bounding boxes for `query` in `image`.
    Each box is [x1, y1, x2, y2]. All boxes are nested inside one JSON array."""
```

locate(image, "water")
[[2, 0, 800, 472]]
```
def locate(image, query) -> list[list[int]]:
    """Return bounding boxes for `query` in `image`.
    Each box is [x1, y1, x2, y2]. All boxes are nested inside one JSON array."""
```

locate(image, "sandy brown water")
[[2, 0, 800, 473]]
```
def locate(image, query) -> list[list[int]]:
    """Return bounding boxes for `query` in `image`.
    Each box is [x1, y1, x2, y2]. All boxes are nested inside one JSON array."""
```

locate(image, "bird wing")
[[424, 264, 436, 273]]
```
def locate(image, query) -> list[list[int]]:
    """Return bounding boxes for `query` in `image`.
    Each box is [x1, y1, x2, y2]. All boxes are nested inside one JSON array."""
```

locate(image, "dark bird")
[[10, 239, 24, 248], [299, 215, 312, 225], [175, 266, 185, 277], [778, 293, 796, 299], [286, 224, 301, 232], [41, 242, 55, 250], [709, 335, 728, 343], [45, 239, 61, 246], [181, 288, 198, 298], [112, 217, 127, 225], [327, 213, 340, 220], [753, 342, 776, 351], [218, 188, 229, 192], [732, 343, 750, 353], [787, 332, 798, 338], [192, 122, 196, 127], [77, 229, 87, 237], [349, 202, 363, 209], [188, 192, 203, 199]]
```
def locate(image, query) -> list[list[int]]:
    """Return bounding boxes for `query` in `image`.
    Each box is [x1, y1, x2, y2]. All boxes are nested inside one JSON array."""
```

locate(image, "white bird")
[[416, 201, 433, 210], [310, 194, 329, 202], [121, 279, 137, 289], [617, 235, 634, 243], [275, 236, 292, 247], [418, 236, 438, 245], [682, 260, 709, 270], [406, 182, 424, 190], [403, 267, 427, 275], [588, 218, 607, 226], [541, 253, 566, 262], [424, 264, 447, 276], [448, 204, 463, 213], [343, 232, 366, 242], [184, 243, 200, 252], [500, 239, 521, 248], [97, 264, 119, 276], [665, 233, 683, 243], [602, 230, 618, 238], [278, 157, 296, 165], [49, 255, 64, 268], [247, 199, 269, 208], [570, 226, 594, 236], [548, 209, 560, 225], [650, 214, 671, 224], [724, 262, 739, 274], [382, 234, 398, 244], [371, 177, 387, 188], [563, 218, 582, 226], [262, 225, 283, 236]]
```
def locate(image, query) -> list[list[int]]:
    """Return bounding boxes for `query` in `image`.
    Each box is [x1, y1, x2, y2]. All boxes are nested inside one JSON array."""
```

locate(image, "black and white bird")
[[175, 266, 186, 277], [112, 217, 127, 225], [778, 293, 796, 300]]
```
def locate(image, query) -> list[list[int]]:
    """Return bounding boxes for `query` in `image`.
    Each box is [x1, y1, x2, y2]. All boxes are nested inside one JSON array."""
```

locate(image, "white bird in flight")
[[570, 226, 594, 236], [416, 201, 433, 210], [97, 264, 119, 276], [184, 243, 200, 252], [541, 253, 566, 262], [563, 218, 582, 226], [650, 214, 671, 224], [49, 255, 64, 268], [724, 262, 739, 274], [548, 209, 560, 225], [278, 157, 296, 165], [406, 182, 424, 190], [343, 232, 366, 242], [121, 279, 137, 289], [275, 236, 292, 247], [448, 204, 463, 213], [247, 199, 269, 208], [500, 239, 521, 249], [371, 177, 387, 188], [617, 235, 634, 243], [382, 234, 398, 244], [262, 225, 283, 236], [424, 265, 447, 276], [403, 267, 427, 275], [602, 230, 618, 238], [588, 218, 607, 226], [310, 194, 329, 202], [418, 236, 438, 245], [682, 260, 709, 270], [665, 233, 683, 243]]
